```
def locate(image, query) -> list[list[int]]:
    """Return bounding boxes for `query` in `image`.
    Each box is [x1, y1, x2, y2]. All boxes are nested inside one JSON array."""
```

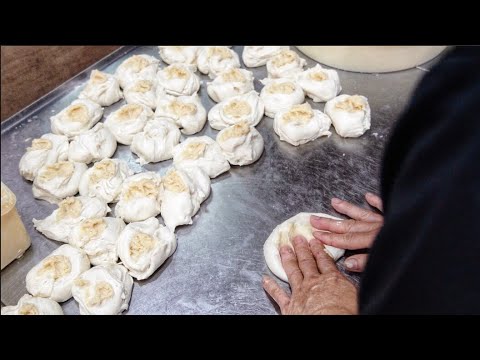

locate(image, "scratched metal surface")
[[0, 46, 440, 314]]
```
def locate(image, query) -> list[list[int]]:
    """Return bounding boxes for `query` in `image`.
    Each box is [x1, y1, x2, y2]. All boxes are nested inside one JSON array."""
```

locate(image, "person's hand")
[[262, 236, 358, 315], [310, 193, 383, 272]]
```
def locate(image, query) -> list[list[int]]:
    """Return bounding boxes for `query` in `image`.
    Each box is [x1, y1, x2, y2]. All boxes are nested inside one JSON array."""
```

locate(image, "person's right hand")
[[310, 193, 383, 273]]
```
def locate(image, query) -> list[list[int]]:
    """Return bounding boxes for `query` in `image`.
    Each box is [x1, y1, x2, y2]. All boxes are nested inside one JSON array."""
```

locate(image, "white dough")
[[32, 161, 87, 204], [26, 244, 91, 302], [207, 68, 254, 103], [208, 90, 264, 130], [115, 172, 163, 223], [104, 103, 153, 145], [1, 294, 63, 315], [196, 46, 240, 79], [131, 118, 181, 165], [70, 217, 126, 266], [296, 64, 342, 102], [324, 94, 371, 138], [117, 217, 176, 280], [33, 196, 110, 243], [172, 136, 230, 178], [158, 46, 198, 66], [216, 121, 264, 166], [19, 133, 69, 181], [51, 99, 103, 139], [242, 46, 290, 68], [260, 78, 305, 118], [157, 63, 200, 96], [79, 69, 123, 106], [72, 263, 133, 315], [264, 212, 345, 283], [115, 54, 159, 89], [123, 79, 158, 110], [266, 49, 307, 79], [273, 103, 332, 146], [68, 123, 117, 164]]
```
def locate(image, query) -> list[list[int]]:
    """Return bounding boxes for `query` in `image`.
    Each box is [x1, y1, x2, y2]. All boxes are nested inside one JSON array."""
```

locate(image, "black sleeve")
[[359, 46, 480, 315]]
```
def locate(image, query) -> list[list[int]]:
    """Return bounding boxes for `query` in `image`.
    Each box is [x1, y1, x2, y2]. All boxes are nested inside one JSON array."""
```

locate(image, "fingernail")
[[332, 198, 342, 205], [280, 245, 292, 254], [345, 259, 357, 269], [262, 276, 270, 283], [293, 236, 304, 245]]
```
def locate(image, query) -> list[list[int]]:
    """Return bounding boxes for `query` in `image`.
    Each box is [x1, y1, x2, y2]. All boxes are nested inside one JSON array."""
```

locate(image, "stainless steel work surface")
[[1, 46, 437, 314]]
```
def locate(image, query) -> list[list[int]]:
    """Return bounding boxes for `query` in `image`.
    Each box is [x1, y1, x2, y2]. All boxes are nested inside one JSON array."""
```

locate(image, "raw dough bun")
[[115, 172, 163, 223], [32, 161, 87, 204], [70, 217, 126, 265], [115, 54, 159, 89], [79, 159, 132, 204], [264, 212, 345, 282], [207, 68, 254, 103], [117, 217, 176, 280], [71, 263, 133, 315], [324, 94, 371, 138], [157, 63, 200, 96], [259, 78, 305, 118], [33, 196, 111, 243], [172, 136, 230, 178], [131, 118, 181, 164], [158, 46, 199, 66], [155, 93, 206, 135], [123, 79, 158, 110], [1, 294, 63, 315], [242, 46, 290, 68], [273, 103, 332, 146], [160, 166, 211, 231], [296, 64, 341, 102], [266, 49, 306, 79], [68, 123, 117, 164], [216, 121, 264, 166], [19, 133, 69, 181], [104, 103, 153, 145], [196, 46, 241, 79], [208, 90, 264, 130], [51, 99, 103, 139], [79, 69, 123, 106], [26, 244, 91, 302]]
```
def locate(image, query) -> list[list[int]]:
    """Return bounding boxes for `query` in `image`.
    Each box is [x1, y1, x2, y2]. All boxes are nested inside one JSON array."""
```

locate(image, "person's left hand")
[[262, 236, 358, 315]]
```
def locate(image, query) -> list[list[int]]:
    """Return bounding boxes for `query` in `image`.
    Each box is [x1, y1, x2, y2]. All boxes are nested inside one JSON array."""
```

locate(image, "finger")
[[310, 216, 381, 234], [291, 236, 320, 279], [331, 198, 384, 223], [309, 238, 338, 273], [344, 254, 369, 272], [365, 193, 383, 212], [279, 245, 303, 288], [263, 275, 290, 310], [313, 230, 376, 250]]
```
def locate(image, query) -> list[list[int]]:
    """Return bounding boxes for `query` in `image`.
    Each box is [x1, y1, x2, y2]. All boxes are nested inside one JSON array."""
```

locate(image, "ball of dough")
[[324, 94, 371, 138], [208, 90, 265, 130], [33, 196, 111, 243], [296, 64, 342, 102], [123, 79, 158, 110], [72, 263, 133, 315], [115, 54, 159, 89], [131, 118, 181, 165], [155, 93, 206, 135], [157, 63, 200, 96], [172, 136, 230, 178], [117, 217, 176, 280], [266, 49, 307, 79], [273, 103, 332, 146], [104, 103, 153, 145], [51, 99, 103, 139], [242, 46, 290, 68], [19, 133, 69, 181], [259, 78, 305, 118], [160, 166, 211, 231], [79, 69, 123, 106], [216, 121, 264, 166], [264, 213, 345, 282], [26, 244, 91, 302], [158, 46, 198, 66], [68, 123, 117, 164], [196, 46, 240, 79], [207, 68, 254, 103], [32, 161, 87, 204], [70, 217, 126, 266], [115, 172, 163, 223], [1, 294, 63, 315]]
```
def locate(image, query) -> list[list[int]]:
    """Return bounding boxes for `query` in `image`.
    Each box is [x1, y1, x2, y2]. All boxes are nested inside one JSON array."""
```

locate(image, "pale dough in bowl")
[[264, 212, 345, 283]]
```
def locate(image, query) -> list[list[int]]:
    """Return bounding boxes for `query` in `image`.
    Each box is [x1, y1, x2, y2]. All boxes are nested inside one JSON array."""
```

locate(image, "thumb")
[[344, 254, 369, 272]]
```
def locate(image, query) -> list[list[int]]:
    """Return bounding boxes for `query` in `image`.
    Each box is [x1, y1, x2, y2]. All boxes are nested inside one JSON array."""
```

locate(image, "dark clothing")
[[360, 47, 480, 314]]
